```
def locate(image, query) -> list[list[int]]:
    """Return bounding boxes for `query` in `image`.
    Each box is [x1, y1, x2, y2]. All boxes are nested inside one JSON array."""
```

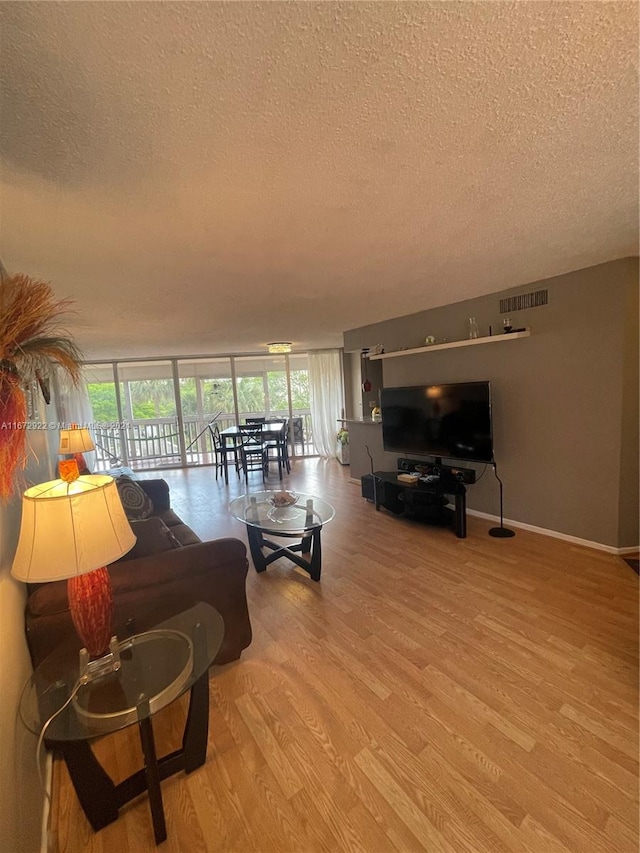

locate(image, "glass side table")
[[20, 602, 224, 845], [229, 491, 335, 581]]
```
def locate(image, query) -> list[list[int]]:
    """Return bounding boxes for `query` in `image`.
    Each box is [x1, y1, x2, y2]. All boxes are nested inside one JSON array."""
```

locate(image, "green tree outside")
[[87, 383, 118, 421], [87, 365, 311, 425]]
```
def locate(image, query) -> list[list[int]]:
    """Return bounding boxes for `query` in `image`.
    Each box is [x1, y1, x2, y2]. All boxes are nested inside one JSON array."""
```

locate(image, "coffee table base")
[[246, 524, 322, 581]]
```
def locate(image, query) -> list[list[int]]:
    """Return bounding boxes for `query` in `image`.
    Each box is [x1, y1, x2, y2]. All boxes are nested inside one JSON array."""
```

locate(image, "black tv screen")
[[381, 382, 493, 463]]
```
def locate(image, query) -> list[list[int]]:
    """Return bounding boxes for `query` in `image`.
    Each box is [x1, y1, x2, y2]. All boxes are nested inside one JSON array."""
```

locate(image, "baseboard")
[[613, 545, 640, 557], [466, 508, 639, 555]]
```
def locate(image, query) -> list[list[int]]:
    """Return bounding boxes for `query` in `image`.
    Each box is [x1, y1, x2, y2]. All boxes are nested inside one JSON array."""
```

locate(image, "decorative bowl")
[[269, 491, 298, 508]]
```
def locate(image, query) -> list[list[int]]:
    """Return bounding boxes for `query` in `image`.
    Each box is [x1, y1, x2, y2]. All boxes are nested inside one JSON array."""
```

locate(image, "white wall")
[[0, 413, 58, 853]]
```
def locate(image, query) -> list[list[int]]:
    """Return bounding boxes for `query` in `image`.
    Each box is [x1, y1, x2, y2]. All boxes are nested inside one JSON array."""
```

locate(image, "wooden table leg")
[[246, 524, 267, 572], [221, 441, 229, 485], [307, 528, 322, 581], [138, 707, 167, 845], [61, 741, 119, 831], [182, 621, 210, 773], [454, 491, 467, 538]]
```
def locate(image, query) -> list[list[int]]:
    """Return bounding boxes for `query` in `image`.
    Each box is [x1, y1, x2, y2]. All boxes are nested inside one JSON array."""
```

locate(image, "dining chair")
[[245, 417, 266, 424], [264, 421, 289, 481], [213, 424, 242, 480], [238, 423, 268, 481], [281, 419, 292, 473], [211, 424, 236, 480]]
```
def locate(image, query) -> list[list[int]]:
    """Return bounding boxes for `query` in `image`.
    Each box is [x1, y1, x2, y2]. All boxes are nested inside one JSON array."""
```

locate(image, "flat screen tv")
[[381, 381, 493, 463]]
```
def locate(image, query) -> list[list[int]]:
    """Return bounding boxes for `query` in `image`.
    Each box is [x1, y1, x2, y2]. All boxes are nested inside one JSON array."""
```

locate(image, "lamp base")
[[79, 636, 121, 684], [68, 566, 114, 659], [489, 526, 516, 538]]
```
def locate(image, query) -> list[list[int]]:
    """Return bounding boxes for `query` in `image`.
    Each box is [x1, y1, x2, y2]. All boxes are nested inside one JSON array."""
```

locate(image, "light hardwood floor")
[[49, 459, 639, 852]]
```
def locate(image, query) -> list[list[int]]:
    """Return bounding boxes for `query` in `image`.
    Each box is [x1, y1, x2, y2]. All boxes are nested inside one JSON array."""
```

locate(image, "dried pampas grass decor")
[[0, 273, 83, 499]]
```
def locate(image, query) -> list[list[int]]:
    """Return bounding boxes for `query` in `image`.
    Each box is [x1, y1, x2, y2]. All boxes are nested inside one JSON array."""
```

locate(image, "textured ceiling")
[[1, 1, 638, 359]]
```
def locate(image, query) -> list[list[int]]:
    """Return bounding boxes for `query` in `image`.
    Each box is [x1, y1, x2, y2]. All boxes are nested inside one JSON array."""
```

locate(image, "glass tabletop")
[[20, 602, 224, 741], [228, 491, 335, 534], [219, 421, 285, 437]]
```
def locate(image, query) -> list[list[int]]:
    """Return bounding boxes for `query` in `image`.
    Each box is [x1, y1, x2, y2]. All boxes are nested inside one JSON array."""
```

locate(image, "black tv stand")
[[371, 471, 467, 538]]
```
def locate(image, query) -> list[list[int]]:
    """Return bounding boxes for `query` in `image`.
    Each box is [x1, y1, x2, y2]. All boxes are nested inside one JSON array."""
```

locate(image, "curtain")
[[308, 349, 344, 458], [52, 367, 97, 470]]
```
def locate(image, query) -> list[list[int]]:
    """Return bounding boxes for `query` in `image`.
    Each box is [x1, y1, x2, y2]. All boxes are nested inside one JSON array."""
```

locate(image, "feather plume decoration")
[[0, 274, 83, 498]]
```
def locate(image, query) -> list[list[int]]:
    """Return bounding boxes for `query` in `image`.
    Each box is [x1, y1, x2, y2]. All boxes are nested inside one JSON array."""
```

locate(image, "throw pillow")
[[115, 475, 154, 520], [123, 517, 183, 560]]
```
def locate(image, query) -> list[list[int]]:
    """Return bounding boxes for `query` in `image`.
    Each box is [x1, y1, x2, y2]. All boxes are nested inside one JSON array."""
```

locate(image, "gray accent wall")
[[344, 258, 639, 549]]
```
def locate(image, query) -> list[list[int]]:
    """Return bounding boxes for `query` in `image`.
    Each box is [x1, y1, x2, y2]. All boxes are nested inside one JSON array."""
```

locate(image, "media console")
[[362, 469, 468, 538]]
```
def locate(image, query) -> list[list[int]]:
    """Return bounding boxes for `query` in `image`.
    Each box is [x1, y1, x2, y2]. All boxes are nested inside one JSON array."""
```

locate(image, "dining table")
[[218, 421, 286, 484]]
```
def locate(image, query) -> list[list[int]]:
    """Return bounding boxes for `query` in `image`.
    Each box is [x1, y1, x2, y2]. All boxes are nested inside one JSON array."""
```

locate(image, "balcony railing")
[[93, 412, 315, 471]]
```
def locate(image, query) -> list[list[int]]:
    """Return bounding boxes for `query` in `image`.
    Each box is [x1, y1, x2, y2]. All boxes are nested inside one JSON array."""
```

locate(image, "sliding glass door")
[[85, 352, 317, 471], [84, 364, 123, 467], [118, 361, 179, 468], [287, 354, 314, 455], [177, 358, 234, 464]]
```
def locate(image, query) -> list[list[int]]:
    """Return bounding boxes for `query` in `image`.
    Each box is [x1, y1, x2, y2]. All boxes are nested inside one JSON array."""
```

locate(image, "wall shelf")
[[368, 329, 531, 360]]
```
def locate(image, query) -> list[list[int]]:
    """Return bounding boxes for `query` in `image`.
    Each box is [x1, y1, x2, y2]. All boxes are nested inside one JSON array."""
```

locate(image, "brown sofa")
[[24, 478, 252, 668]]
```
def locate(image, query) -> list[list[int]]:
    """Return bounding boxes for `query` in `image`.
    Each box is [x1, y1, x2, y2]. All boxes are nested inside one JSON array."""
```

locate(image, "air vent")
[[500, 289, 548, 314]]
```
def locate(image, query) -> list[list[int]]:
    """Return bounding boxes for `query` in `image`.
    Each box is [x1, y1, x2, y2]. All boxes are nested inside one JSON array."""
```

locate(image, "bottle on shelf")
[[467, 317, 479, 339]]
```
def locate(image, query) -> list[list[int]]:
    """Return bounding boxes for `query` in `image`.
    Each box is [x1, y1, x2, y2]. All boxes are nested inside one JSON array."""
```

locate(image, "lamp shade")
[[59, 427, 95, 454], [11, 475, 135, 583]]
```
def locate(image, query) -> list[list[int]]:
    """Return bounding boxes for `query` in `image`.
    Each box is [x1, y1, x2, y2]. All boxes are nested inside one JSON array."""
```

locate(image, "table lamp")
[[59, 424, 95, 475], [11, 465, 136, 681]]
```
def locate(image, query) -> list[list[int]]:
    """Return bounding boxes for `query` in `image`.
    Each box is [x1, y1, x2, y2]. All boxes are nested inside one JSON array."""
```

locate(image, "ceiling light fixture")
[[267, 342, 292, 354]]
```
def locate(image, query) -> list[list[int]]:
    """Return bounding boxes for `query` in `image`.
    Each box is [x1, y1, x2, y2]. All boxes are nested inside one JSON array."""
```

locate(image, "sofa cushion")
[[125, 517, 183, 559], [155, 508, 184, 529], [155, 509, 202, 546], [169, 523, 202, 547], [116, 475, 154, 519]]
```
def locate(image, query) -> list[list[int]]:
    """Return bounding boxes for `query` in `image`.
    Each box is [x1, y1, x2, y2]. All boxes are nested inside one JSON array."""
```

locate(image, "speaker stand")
[[365, 444, 377, 507], [489, 462, 515, 538]]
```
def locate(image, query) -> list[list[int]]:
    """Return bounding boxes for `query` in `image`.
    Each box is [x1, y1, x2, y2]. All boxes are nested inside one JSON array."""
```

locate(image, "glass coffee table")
[[228, 491, 335, 581], [20, 602, 224, 844]]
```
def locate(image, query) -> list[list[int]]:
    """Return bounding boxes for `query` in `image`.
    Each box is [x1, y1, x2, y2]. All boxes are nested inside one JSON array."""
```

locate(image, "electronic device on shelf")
[[397, 472, 420, 485], [381, 382, 493, 464], [397, 457, 477, 484]]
